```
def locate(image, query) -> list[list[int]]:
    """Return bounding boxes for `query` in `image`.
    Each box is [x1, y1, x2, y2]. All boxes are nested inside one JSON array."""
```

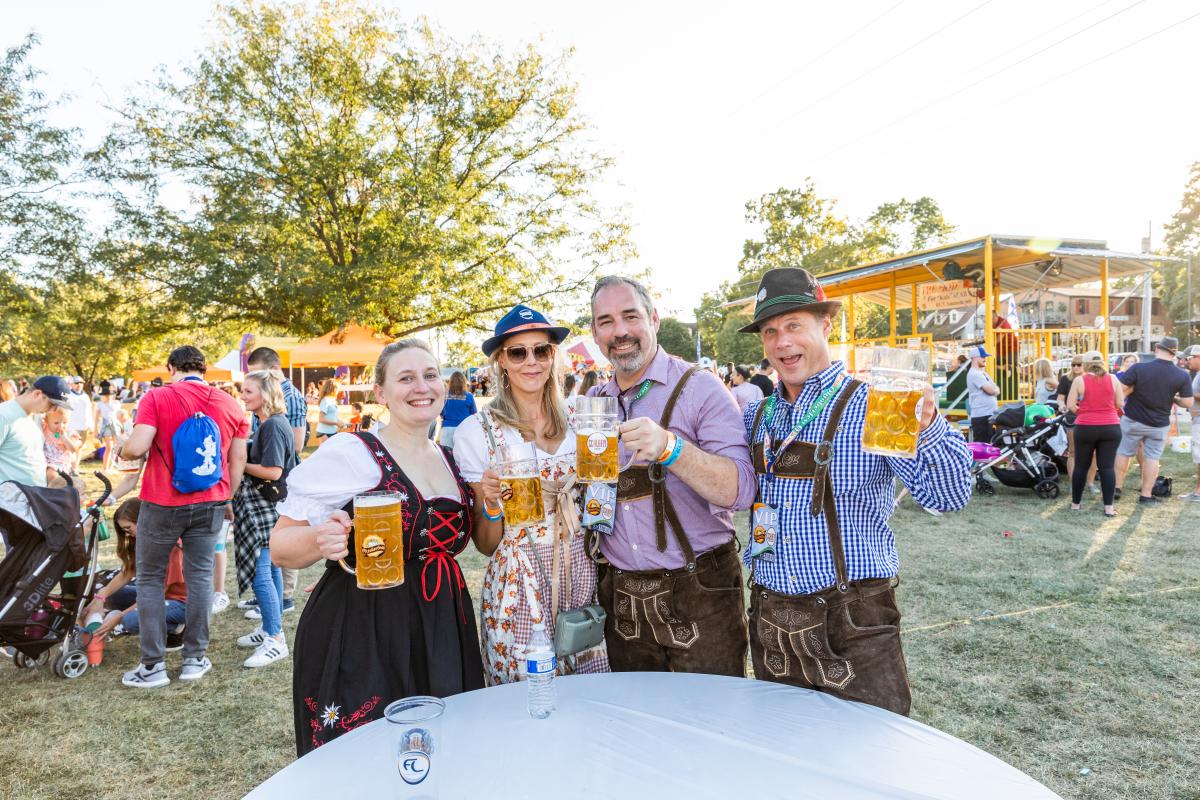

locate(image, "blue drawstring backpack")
[[168, 386, 223, 494]]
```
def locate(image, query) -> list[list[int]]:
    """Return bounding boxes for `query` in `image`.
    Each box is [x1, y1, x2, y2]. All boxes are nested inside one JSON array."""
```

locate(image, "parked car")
[[1110, 352, 1153, 372]]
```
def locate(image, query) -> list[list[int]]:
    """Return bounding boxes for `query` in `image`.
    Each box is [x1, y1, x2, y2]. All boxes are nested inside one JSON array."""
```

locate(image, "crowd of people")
[[962, 338, 1199, 511], [1, 267, 1197, 761]]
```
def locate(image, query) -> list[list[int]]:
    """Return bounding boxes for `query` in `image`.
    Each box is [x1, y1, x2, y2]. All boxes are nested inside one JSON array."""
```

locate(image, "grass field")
[[1, 442, 1197, 799]]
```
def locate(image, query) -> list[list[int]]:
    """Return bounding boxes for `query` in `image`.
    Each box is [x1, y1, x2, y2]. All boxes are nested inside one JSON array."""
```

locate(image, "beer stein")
[[574, 396, 623, 483], [339, 491, 405, 590], [495, 445, 545, 528], [860, 346, 930, 459]]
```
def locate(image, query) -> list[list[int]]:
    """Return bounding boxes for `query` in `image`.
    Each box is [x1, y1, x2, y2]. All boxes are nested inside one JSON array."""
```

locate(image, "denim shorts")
[[1117, 416, 1169, 460]]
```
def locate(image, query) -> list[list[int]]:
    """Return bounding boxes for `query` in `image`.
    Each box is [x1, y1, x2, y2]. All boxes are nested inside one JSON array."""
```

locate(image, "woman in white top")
[[454, 304, 609, 685], [270, 340, 483, 756], [94, 388, 123, 472]]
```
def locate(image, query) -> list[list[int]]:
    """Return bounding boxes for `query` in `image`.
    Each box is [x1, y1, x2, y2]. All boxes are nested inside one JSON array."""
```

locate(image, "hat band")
[[756, 293, 821, 314], [501, 322, 553, 335]]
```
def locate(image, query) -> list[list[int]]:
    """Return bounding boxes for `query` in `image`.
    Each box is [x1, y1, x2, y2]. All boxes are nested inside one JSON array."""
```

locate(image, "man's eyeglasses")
[[497, 343, 555, 363]]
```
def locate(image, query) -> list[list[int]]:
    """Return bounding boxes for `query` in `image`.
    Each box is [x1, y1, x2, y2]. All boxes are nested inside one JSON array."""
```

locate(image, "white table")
[[247, 673, 1062, 799]]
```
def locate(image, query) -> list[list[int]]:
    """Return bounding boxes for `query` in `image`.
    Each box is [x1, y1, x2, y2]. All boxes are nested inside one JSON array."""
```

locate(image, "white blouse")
[[277, 433, 383, 525], [451, 412, 576, 483]]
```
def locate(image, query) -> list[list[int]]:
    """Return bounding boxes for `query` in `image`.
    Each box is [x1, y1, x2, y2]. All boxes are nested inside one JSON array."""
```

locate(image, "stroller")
[[968, 405, 1068, 500], [0, 473, 111, 678]]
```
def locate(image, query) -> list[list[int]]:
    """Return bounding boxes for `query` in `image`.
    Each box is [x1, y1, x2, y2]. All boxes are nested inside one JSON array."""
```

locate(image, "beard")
[[607, 336, 649, 374]]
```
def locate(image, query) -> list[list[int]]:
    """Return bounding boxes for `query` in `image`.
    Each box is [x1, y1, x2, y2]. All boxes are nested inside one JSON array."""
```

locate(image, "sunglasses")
[[498, 343, 555, 363], [1071, 361, 1083, 367]]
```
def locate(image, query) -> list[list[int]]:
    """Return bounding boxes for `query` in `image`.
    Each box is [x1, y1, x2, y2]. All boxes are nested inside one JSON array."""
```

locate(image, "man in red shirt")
[[118, 346, 248, 687]]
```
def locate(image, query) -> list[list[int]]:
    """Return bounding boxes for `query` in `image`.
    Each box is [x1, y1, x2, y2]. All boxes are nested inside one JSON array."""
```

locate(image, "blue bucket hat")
[[481, 304, 571, 357]]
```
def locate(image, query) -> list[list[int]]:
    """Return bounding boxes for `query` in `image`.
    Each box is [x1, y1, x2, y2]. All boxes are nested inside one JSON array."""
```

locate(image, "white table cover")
[[247, 673, 1062, 799]]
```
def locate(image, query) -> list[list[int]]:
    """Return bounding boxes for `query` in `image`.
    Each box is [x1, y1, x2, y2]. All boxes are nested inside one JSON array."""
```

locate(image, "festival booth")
[[732, 235, 1179, 410], [565, 338, 611, 369], [130, 365, 234, 383], [288, 324, 391, 400]]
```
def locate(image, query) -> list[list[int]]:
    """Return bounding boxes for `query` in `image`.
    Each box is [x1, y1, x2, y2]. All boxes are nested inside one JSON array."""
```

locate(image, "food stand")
[[732, 235, 1179, 409]]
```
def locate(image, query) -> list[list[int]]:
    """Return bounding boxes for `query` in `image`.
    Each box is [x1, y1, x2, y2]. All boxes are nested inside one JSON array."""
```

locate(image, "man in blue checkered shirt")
[[738, 267, 972, 716]]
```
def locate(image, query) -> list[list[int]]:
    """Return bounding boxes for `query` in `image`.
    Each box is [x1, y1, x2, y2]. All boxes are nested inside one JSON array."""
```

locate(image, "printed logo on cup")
[[398, 750, 431, 785], [586, 432, 609, 455]]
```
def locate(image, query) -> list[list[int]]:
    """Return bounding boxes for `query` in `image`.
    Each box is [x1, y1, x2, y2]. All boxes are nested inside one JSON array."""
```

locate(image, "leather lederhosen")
[[748, 378, 862, 592], [614, 364, 703, 569], [747, 378, 912, 716], [598, 365, 747, 676]]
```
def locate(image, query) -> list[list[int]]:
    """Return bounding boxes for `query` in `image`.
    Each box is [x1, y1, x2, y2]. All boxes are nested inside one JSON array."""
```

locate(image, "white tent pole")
[[1142, 270, 1153, 352]]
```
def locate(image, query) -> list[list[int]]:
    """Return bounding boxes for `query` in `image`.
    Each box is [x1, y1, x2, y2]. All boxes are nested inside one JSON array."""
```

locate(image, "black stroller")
[[970, 405, 1068, 500], [0, 473, 111, 678]]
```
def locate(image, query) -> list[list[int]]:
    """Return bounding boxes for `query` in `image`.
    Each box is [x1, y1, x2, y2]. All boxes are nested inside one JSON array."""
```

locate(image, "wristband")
[[659, 433, 684, 468], [482, 500, 503, 521], [655, 432, 677, 463]]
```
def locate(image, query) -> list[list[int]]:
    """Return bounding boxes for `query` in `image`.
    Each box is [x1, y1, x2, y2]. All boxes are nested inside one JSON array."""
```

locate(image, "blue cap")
[[481, 305, 571, 357], [970, 345, 992, 360], [32, 375, 72, 408]]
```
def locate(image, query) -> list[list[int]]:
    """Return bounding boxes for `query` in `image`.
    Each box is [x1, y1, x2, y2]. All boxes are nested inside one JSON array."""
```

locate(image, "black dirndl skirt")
[[292, 558, 484, 756]]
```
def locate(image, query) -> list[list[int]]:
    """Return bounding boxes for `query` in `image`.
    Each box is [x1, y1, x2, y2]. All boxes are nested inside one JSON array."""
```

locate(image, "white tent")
[[565, 338, 611, 369], [214, 349, 245, 381]]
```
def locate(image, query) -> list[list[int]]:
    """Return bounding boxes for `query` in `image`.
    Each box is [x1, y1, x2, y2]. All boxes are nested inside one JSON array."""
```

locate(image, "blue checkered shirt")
[[742, 361, 973, 595], [251, 378, 308, 435]]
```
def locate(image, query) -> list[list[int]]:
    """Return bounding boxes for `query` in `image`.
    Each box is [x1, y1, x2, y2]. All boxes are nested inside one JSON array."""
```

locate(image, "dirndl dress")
[[290, 432, 484, 756]]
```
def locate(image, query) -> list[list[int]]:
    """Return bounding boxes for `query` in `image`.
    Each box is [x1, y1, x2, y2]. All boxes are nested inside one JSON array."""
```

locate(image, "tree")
[[0, 34, 82, 274], [695, 180, 955, 361], [656, 317, 696, 359], [1162, 161, 1199, 336], [92, 0, 632, 340]]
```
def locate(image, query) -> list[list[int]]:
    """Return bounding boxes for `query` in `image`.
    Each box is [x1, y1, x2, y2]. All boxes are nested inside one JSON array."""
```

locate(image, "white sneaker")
[[244, 599, 294, 619], [210, 591, 230, 615], [178, 656, 212, 682], [244, 637, 288, 668], [237, 627, 268, 648], [122, 661, 169, 689]]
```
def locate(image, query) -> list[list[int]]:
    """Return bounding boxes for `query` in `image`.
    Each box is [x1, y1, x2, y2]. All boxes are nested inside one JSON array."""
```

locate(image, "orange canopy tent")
[[130, 366, 233, 382], [288, 324, 391, 367]]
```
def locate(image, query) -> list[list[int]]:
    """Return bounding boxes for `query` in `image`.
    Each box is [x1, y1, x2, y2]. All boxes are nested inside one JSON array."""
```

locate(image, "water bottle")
[[525, 623, 556, 719]]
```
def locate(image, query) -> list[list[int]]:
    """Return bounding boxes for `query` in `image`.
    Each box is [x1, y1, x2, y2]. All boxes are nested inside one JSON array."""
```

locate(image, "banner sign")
[[917, 280, 977, 311]]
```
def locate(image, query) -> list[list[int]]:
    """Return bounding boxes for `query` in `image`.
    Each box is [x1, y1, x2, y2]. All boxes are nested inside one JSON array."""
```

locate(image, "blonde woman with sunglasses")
[[453, 305, 610, 685]]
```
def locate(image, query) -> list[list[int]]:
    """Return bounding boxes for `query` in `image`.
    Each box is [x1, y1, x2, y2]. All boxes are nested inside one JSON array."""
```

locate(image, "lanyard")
[[760, 376, 844, 480], [618, 379, 654, 421]]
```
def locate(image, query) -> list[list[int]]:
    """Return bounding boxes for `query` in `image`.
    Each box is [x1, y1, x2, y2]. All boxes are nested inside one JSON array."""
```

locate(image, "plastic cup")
[[385, 696, 444, 791]]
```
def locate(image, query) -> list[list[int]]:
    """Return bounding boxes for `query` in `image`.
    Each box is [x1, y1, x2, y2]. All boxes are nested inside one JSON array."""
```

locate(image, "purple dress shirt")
[[589, 347, 756, 570]]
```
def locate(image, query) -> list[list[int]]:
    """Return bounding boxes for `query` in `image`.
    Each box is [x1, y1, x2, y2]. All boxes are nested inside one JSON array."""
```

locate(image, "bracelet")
[[659, 433, 684, 468], [655, 432, 677, 463], [482, 500, 503, 521]]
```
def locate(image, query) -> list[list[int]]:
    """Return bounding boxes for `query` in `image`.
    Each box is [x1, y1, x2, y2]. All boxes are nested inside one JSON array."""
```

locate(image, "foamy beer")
[[495, 446, 545, 528], [340, 491, 405, 590], [574, 396, 621, 483], [860, 346, 930, 460]]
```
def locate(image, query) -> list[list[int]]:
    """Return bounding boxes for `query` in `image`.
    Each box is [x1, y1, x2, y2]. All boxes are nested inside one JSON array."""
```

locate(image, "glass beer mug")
[[860, 346, 930, 460], [339, 491, 405, 590], [574, 396, 621, 483], [495, 445, 545, 528]]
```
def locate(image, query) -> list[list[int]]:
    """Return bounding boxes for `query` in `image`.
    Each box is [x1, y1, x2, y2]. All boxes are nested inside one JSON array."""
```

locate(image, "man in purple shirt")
[[588, 276, 756, 676]]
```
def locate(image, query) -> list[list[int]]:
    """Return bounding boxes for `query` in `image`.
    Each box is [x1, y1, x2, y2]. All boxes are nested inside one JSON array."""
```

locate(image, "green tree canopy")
[[1162, 161, 1199, 337], [92, 0, 631, 339], [656, 317, 696, 359], [696, 180, 955, 361]]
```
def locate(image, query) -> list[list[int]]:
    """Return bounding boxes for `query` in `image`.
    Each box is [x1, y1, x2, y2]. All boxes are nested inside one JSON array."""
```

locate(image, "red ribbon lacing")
[[420, 510, 467, 623]]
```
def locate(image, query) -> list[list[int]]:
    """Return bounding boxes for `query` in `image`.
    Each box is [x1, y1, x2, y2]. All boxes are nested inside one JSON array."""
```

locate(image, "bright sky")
[[9, 0, 1199, 319]]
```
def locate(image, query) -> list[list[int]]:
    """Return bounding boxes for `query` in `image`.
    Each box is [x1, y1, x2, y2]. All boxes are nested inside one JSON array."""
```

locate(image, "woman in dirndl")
[[453, 304, 608, 685], [272, 340, 483, 756]]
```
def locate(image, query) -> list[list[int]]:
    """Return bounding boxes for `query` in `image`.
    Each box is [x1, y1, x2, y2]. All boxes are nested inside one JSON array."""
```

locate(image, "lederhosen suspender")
[[751, 379, 862, 592], [615, 365, 703, 570]]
